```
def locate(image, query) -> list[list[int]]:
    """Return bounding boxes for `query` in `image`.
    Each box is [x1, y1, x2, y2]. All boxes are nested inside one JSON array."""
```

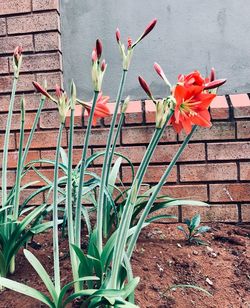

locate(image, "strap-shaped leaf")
[[24, 249, 58, 303], [0, 277, 54, 307]]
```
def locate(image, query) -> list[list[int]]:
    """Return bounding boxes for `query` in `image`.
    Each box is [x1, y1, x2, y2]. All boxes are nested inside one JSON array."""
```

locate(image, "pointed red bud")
[[55, 84, 62, 98], [101, 59, 106, 72], [127, 37, 132, 49], [33, 81, 51, 99], [13, 45, 22, 65], [154, 62, 165, 79], [96, 39, 102, 59], [116, 28, 120, 43], [92, 49, 97, 63], [138, 76, 152, 98], [210, 67, 215, 82], [140, 19, 157, 41], [204, 79, 227, 90]]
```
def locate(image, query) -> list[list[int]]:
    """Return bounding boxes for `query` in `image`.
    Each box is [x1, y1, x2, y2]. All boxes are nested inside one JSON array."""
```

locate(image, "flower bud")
[[153, 62, 171, 88], [204, 79, 227, 90], [116, 28, 121, 43], [101, 59, 106, 72], [138, 76, 152, 98], [55, 84, 62, 99], [132, 18, 157, 47], [210, 67, 215, 82], [70, 80, 77, 109], [14, 46, 22, 65], [127, 37, 132, 49], [121, 96, 130, 113], [32, 81, 55, 101], [92, 49, 97, 63], [96, 39, 102, 59]]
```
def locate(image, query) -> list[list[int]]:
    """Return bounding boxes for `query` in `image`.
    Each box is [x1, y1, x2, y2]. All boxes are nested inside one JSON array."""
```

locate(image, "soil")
[[0, 222, 250, 308]]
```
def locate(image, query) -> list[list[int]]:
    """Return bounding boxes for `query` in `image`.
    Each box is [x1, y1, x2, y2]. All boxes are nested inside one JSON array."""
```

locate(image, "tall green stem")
[[127, 125, 197, 259], [75, 91, 99, 249], [2, 77, 18, 207], [21, 97, 45, 167], [53, 122, 64, 295], [96, 69, 127, 253], [13, 99, 25, 220], [109, 111, 174, 289], [66, 107, 80, 292]]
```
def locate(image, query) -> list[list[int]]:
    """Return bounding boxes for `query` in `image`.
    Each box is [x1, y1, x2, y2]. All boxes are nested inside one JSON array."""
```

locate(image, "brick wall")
[[0, 1, 249, 222]]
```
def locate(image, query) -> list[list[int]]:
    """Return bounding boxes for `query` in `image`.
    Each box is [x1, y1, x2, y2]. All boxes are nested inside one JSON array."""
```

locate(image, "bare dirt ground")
[[0, 222, 249, 308]]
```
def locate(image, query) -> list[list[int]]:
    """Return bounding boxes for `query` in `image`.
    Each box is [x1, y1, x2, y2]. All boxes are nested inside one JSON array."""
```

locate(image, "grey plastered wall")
[[61, 0, 250, 100]]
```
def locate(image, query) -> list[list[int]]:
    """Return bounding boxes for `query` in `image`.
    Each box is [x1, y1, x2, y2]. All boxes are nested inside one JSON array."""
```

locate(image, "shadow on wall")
[[61, 0, 250, 100]]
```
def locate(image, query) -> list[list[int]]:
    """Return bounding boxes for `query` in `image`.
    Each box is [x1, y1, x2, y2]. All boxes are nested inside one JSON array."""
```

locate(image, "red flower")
[[178, 71, 205, 87], [81, 93, 110, 126], [171, 84, 216, 134]]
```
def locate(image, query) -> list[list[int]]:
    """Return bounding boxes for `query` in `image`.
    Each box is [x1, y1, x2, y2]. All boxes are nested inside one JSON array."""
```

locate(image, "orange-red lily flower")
[[79, 93, 110, 126], [171, 84, 216, 134]]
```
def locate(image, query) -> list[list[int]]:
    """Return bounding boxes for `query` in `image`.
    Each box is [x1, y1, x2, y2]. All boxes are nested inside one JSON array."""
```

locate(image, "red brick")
[[0, 133, 15, 149], [40, 110, 60, 129], [0, 112, 37, 130], [160, 184, 208, 201], [122, 126, 176, 145], [145, 99, 156, 123], [19, 188, 44, 205], [16, 74, 36, 92], [240, 162, 250, 181], [74, 128, 113, 147], [179, 122, 235, 141], [33, 0, 59, 11], [210, 95, 229, 119], [152, 143, 205, 163], [207, 142, 250, 160], [209, 183, 250, 202], [241, 204, 250, 222], [10, 53, 61, 73], [230, 94, 250, 118], [7, 12, 59, 34], [0, 18, 6, 35], [40, 148, 91, 167], [0, 56, 9, 74], [36, 72, 62, 90], [21, 168, 64, 187], [0, 35, 33, 54], [15, 94, 45, 111], [237, 121, 250, 139], [17, 131, 67, 149], [92, 146, 146, 166], [182, 204, 238, 222], [180, 163, 237, 182], [0, 150, 40, 168], [34, 32, 61, 52], [65, 105, 83, 128], [0, 0, 31, 16], [125, 100, 143, 124], [0, 170, 16, 187], [122, 165, 177, 184], [0, 95, 10, 112], [103, 102, 121, 126]]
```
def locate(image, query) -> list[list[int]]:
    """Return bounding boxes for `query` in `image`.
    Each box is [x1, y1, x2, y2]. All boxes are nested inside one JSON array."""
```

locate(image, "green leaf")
[[196, 226, 211, 234], [108, 157, 122, 195], [24, 249, 57, 303], [146, 214, 177, 223], [0, 277, 54, 307], [190, 214, 201, 230]]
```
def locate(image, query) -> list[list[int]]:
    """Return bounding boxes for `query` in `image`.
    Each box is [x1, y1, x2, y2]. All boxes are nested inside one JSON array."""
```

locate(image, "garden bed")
[[0, 222, 249, 307]]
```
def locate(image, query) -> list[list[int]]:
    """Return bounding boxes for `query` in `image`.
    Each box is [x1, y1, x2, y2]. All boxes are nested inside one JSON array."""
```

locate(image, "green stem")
[[13, 100, 25, 220], [96, 69, 127, 253], [75, 91, 99, 249], [127, 125, 197, 259], [109, 111, 174, 289], [66, 107, 80, 292], [21, 97, 45, 167], [106, 113, 125, 178], [1, 77, 18, 207], [53, 122, 64, 295]]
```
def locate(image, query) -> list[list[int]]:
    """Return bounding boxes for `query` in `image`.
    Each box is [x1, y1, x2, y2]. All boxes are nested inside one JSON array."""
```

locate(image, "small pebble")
[[206, 277, 213, 286], [177, 243, 182, 248]]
